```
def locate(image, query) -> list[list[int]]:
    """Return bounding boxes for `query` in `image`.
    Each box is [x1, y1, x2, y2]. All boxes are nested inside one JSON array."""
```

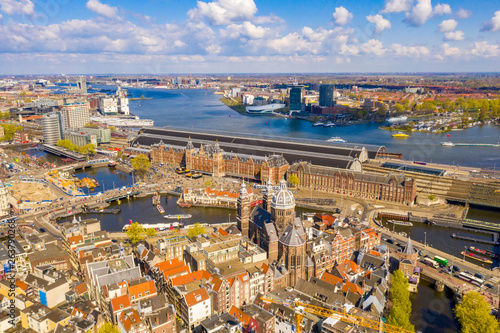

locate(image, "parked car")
[[386, 239, 394, 244], [475, 273, 486, 280], [39, 228, 45, 233], [485, 283, 494, 289], [452, 266, 461, 272]]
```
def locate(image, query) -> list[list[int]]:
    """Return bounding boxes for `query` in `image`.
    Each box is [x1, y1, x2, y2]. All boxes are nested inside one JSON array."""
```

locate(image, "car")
[[39, 228, 45, 233], [475, 273, 486, 280], [442, 268, 452, 274], [485, 283, 494, 289], [452, 266, 461, 272], [386, 239, 394, 244]]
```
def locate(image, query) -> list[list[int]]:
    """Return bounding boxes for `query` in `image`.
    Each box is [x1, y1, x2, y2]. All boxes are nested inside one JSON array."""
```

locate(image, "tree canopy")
[[288, 174, 299, 187], [387, 270, 415, 332], [188, 223, 206, 238], [56, 139, 95, 155], [1, 124, 23, 141], [130, 154, 151, 176], [98, 322, 119, 333], [454, 291, 500, 333]]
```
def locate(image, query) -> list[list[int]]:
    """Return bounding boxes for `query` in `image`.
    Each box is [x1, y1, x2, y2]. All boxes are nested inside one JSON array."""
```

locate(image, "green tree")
[[131, 154, 151, 177], [376, 104, 388, 116], [109, 126, 116, 131], [394, 103, 404, 113], [98, 322, 119, 333], [288, 174, 300, 187], [204, 179, 212, 187], [146, 228, 157, 238], [479, 108, 487, 122], [126, 222, 146, 244], [188, 223, 206, 238], [0, 124, 23, 141], [387, 270, 415, 331], [455, 291, 500, 333]]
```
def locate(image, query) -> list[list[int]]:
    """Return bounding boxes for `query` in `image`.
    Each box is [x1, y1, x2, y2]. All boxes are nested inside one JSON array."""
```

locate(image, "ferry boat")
[[108, 160, 117, 167], [469, 246, 499, 259], [324, 122, 336, 127], [157, 205, 165, 214], [386, 220, 413, 226], [461, 251, 493, 264], [441, 142, 455, 146], [327, 137, 346, 143], [122, 222, 183, 232], [386, 116, 408, 123], [392, 132, 409, 138], [312, 122, 324, 127], [164, 214, 192, 219], [177, 202, 192, 208]]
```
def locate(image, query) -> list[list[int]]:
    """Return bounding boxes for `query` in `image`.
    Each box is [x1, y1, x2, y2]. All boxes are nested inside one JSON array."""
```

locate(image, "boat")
[[122, 222, 183, 232], [185, 173, 192, 178], [164, 214, 192, 219], [157, 205, 165, 214], [327, 137, 347, 143], [177, 202, 192, 208], [61, 158, 74, 162], [312, 122, 324, 127], [392, 132, 409, 138], [246, 104, 286, 114], [441, 142, 455, 146], [386, 116, 408, 123], [31, 143, 38, 147], [461, 251, 493, 264], [108, 160, 117, 167], [386, 220, 413, 226], [469, 246, 499, 259], [324, 122, 336, 127]]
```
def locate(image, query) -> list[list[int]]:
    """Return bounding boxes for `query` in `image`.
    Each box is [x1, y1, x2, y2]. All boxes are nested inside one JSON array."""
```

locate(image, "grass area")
[[220, 97, 247, 114]]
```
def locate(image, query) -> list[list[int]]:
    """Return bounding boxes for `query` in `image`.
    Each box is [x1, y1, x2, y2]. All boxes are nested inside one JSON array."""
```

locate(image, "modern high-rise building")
[[42, 112, 66, 145], [79, 127, 111, 143], [99, 97, 118, 115], [62, 102, 90, 128], [289, 87, 302, 111], [77, 76, 87, 93], [319, 84, 335, 107]]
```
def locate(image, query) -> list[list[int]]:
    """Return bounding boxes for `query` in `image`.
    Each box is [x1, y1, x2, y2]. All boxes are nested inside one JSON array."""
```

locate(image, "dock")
[[451, 233, 499, 245], [453, 143, 499, 147], [83, 208, 121, 214], [463, 218, 500, 233]]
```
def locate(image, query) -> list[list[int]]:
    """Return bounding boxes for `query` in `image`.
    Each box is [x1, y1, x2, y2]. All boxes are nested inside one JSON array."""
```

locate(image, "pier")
[[463, 218, 500, 233], [451, 233, 499, 245], [453, 143, 499, 147], [83, 208, 121, 214]]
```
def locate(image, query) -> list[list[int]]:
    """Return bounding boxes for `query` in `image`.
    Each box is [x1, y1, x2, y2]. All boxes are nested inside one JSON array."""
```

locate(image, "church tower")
[[263, 180, 275, 213], [271, 179, 296, 235], [237, 181, 251, 238], [185, 136, 195, 170]]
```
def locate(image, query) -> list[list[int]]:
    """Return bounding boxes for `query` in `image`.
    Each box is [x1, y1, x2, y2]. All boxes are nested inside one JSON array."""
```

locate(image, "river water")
[[57, 86, 499, 332]]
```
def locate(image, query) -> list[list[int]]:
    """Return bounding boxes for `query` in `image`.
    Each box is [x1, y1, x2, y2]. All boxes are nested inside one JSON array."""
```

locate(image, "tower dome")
[[271, 179, 295, 209]]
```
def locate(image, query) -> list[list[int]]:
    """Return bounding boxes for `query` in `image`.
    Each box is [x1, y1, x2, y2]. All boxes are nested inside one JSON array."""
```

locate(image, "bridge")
[[105, 191, 141, 203], [42, 144, 86, 161]]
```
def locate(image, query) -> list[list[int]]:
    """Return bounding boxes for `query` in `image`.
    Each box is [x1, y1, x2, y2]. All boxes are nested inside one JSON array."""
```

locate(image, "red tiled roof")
[[163, 265, 190, 280], [319, 272, 343, 286], [184, 288, 209, 307], [73, 282, 87, 295], [128, 280, 156, 301], [154, 258, 184, 272], [68, 235, 84, 246], [229, 306, 252, 326], [335, 259, 362, 279], [15, 280, 28, 291], [342, 281, 365, 295], [218, 228, 229, 236], [111, 295, 131, 313], [171, 270, 213, 286]]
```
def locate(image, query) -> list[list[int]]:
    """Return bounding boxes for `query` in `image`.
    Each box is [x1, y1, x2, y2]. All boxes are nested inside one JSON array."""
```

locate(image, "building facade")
[[288, 162, 417, 205], [289, 87, 302, 111], [42, 112, 65, 145], [62, 102, 90, 129], [319, 84, 335, 107]]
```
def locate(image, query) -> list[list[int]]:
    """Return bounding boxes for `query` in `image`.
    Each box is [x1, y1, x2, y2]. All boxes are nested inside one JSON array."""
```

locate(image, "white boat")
[[386, 116, 408, 123], [246, 104, 286, 114], [327, 137, 347, 143], [312, 122, 324, 127], [441, 142, 455, 146], [324, 122, 336, 127], [164, 214, 192, 219], [122, 222, 183, 231]]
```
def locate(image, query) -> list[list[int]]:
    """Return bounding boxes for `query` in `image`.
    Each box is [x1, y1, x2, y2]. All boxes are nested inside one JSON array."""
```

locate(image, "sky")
[[0, 0, 499, 74]]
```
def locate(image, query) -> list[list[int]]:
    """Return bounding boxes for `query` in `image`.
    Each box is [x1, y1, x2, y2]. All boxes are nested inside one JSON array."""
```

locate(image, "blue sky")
[[0, 0, 499, 74]]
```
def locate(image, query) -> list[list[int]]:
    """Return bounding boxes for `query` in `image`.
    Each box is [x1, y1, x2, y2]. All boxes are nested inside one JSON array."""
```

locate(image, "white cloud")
[[187, 0, 257, 26], [366, 14, 391, 34], [391, 43, 430, 57], [433, 3, 451, 16], [482, 11, 500, 32], [438, 19, 457, 32], [332, 6, 353, 26], [381, 0, 414, 13], [441, 43, 461, 56], [468, 41, 499, 57], [86, 0, 118, 19], [0, 0, 34, 15], [361, 39, 386, 56], [456, 9, 471, 19], [220, 21, 267, 39], [340, 44, 359, 56], [404, 0, 433, 26], [444, 30, 464, 41]]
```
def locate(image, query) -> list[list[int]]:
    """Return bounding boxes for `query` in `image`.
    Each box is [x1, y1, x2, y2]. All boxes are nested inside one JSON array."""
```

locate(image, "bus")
[[423, 258, 439, 269], [458, 272, 484, 287], [433, 256, 448, 267]]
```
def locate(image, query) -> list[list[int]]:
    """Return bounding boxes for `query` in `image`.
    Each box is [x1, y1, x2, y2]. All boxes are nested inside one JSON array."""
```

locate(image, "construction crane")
[[260, 296, 413, 333]]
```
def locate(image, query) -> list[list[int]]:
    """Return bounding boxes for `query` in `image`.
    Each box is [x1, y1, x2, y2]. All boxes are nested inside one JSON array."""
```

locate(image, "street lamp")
[[463, 246, 467, 262], [424, 232, 427, 247], [228, 214, 231, 223]]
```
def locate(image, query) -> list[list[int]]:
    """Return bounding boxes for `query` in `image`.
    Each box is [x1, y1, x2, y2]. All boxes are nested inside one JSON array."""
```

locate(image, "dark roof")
[[403, 236, 417, 255], [279, 225, 305, 247], [381, 162, 446, 176], [139, 126, 385, 158]]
